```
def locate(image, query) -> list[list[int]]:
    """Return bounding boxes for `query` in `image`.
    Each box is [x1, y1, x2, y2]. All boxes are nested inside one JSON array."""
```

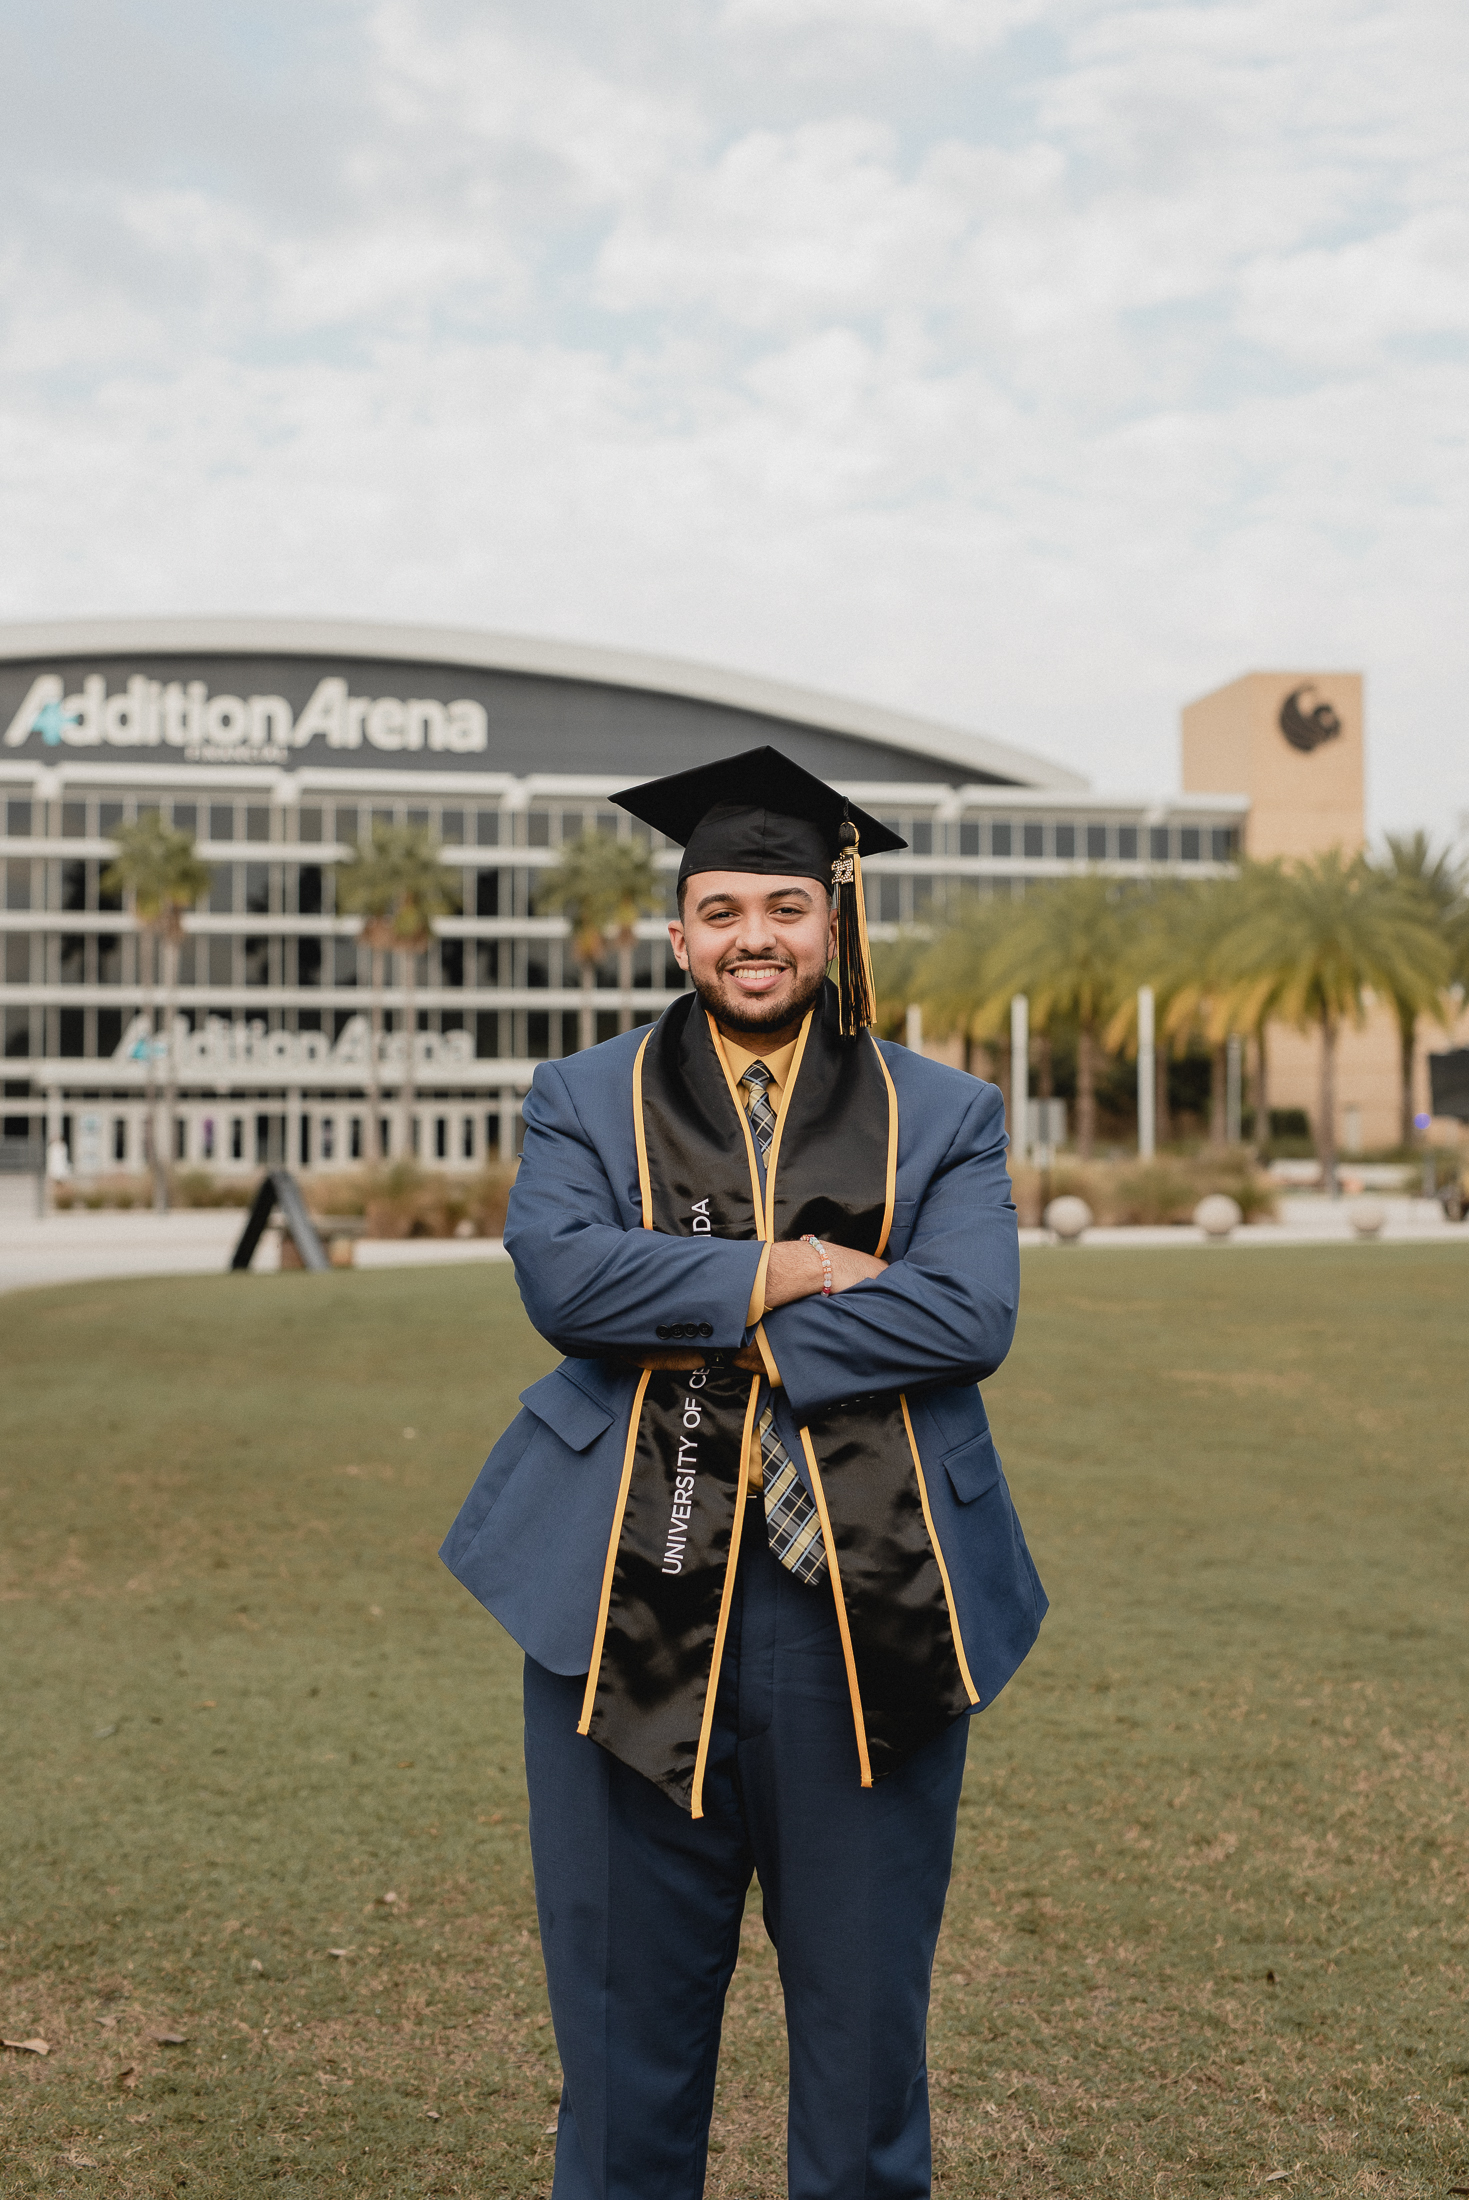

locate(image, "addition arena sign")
[[4, 667, 488, 764]]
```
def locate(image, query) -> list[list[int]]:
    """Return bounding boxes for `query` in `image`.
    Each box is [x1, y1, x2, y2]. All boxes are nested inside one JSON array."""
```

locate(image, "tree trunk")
[[998, 1029, 1012, 1127], [1209, 1043, 1227, 1146], [1319, 1012, 1339, 1196], [159, 932, 180, 1207], [365, 944, 383, 1163], [579, 961, 595, 1053], [140, 927, 167, 1212], [1155, 1042, 1171, 1148], [1397, 1005, 1417, 1149], [1076, 1020, 1096, 1159], [401, 945, 419, 1161]]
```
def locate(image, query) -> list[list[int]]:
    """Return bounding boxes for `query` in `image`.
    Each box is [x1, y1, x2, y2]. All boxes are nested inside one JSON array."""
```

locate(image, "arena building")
[[0, 614, 1368, 1179]]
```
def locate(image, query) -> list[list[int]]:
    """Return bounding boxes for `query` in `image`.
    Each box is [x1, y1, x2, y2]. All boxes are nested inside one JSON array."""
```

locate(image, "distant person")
[[442, 748, 1046, 2200]]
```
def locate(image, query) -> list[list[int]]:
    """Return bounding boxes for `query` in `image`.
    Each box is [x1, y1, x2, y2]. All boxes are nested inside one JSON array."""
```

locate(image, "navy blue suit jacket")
[[441, 1024, 1047, 1710]]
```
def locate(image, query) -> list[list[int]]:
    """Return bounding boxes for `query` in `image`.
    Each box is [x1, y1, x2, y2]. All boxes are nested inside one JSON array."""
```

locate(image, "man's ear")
[[667, 919, 690, 972]]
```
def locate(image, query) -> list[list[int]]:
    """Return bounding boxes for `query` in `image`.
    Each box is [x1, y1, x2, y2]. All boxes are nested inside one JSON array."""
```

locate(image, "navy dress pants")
[[523, 1524, 971, 2200]]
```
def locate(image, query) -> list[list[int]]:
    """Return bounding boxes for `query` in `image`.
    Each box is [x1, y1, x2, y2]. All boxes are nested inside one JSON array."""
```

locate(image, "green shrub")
[[300, 1161, 518, 1240], [1011, 1151, 1276, 1228]]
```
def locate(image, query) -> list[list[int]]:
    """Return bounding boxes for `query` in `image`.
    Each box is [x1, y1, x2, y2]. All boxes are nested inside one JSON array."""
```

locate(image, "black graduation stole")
[[577, 983, 980, 1816]]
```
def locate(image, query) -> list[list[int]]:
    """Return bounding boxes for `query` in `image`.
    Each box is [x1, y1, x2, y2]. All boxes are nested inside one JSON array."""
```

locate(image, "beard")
[[687, 954, 830, 1038]]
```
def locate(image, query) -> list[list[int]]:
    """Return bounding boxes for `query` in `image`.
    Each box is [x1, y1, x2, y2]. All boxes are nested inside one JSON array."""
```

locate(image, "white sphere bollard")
[[1044, 1195, 1093, 1243], [1346, 1194, 1386, 1238], [1193, 1193, 1243, 1240]]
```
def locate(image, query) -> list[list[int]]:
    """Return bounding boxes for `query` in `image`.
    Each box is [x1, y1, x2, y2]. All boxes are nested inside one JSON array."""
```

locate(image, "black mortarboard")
[[613, 746, 906, 1036]]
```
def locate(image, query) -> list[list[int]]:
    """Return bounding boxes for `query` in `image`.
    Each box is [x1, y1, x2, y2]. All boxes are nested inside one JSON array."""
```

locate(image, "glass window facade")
[[0, 704, 1241, 1168]]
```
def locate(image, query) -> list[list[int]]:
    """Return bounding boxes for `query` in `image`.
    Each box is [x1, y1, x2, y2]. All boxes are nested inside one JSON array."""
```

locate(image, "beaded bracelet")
[[803, 1233, 833, 1296]]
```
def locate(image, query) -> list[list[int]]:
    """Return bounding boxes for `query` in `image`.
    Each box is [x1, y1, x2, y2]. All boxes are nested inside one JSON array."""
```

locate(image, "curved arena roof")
[[0, 617, 1085, 792]]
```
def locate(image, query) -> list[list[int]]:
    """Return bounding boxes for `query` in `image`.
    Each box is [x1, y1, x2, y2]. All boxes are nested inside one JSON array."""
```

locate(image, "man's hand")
[[605, 1238, 888, 1377], [762, 1238, 887, 1310]]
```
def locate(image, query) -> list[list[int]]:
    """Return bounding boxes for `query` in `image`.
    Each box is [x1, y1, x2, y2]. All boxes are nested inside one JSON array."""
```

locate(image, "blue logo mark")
[[31, 699, 80, 746]]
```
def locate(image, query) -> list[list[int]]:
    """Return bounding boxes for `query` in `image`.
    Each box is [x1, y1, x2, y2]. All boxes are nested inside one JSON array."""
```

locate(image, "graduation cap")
[[612, 746, 906, 1038]]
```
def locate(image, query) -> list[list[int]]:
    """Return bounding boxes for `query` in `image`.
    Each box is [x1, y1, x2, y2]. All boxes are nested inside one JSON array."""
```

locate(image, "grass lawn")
[[1, 1245, 1466, 2198]]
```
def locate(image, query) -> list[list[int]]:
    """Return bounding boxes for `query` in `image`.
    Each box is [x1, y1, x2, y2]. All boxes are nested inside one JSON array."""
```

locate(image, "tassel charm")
[[832, 815, 877, 1037]]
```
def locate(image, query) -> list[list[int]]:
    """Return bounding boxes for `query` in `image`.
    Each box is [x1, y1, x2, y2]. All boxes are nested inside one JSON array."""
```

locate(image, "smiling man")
[[442, 746, 1046, 2200]]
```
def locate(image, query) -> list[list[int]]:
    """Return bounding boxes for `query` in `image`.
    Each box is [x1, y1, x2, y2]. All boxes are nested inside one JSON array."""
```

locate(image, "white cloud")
[[716, 0, 1041, 52], [0, 0, 1466, 836]]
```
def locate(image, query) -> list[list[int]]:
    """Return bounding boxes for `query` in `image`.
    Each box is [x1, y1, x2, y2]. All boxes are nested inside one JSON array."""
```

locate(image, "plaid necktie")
[[739, 1061, 828, 1586], [740, 1059, 778, 1156]]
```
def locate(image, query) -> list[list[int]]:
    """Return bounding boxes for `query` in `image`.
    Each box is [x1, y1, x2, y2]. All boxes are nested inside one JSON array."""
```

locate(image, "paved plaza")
[[0, 1184, 1461, 1296], [0, 1200, 512, 1294]]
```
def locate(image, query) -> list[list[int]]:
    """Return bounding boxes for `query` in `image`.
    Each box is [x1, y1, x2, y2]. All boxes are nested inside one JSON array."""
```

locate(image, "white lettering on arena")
[[3, 670, 490, 764], [662, 1371, 707, 1574]]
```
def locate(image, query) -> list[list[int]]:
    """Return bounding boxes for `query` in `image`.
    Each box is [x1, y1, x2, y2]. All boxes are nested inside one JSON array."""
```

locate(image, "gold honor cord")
[[899, 1394, 981, 1710], [577, 984, 968, 1808], [871, 1033, 898, 1257], [632, 1028, 656, 1230], [609, 1017, 766, 1814], [763, 1016, 873, 1786], [705, 1014, 767, 1223], [798, 1424, 873, 1788], [688, 1376, 762, 1820], [758, 1008, 814, 1242]]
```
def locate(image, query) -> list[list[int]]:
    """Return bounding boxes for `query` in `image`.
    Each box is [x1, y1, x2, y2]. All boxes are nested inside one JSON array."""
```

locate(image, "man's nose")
[[731, 915, 779, 957]]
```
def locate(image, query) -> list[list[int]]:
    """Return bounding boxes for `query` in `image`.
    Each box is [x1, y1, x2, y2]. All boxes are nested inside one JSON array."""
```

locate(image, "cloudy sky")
[[3, 0, 1466, 834]]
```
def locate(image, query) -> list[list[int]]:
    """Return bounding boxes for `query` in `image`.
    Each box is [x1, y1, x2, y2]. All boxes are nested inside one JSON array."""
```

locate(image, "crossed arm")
[[506, 1060, 1019, 1420]]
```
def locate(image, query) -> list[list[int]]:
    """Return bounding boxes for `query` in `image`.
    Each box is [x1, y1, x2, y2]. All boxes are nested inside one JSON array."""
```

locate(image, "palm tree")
[[1223, 850, 1449, 1193], [977, 876, 1135, 1157], [870, 929, 934, 1043], [336, 823, 461, 1161], [1375, 833, 1466, 1146], [1154, 879, 1251, 1147], [897, 896, 1030, 1132], [1216, 863, 1293, 1154], [536, 831, 661, 1051], [1105, 880, 1212, 1147], [102, 816, 212, 1211]]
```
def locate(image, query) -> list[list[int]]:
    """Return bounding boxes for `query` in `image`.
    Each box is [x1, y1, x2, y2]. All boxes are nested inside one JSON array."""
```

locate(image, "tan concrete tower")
[[1181, 670, 1364, 859]]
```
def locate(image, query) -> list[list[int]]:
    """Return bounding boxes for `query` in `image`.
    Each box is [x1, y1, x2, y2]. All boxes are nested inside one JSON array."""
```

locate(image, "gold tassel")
[[831, 817, 876, 1038]]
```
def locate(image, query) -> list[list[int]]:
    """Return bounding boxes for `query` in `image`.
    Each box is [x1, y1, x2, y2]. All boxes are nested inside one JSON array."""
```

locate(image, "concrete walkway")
[[2, 1196, 1464, 1296], [0, 1209, 510, 1295]]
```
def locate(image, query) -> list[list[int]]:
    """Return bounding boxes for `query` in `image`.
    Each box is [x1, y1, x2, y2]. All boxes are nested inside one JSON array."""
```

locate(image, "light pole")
[[1226, 1033, 1242, 1146], [1137, 985, 1155, 1159], [1010, 994, 1029, 1158]]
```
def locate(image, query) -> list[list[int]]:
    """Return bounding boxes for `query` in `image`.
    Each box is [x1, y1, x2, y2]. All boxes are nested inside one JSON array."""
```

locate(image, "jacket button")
[[656, 1325, 671, 1340], [698, 1323, 713, 1338]]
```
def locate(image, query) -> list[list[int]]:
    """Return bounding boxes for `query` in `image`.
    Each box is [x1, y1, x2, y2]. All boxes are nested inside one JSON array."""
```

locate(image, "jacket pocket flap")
[[944, 1430, 1002, 1504], [519, 1369, 616, 1454]]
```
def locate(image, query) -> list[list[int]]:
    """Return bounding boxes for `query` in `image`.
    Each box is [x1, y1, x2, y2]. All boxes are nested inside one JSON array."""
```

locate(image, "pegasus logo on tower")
[[3, 672, 488, 763], [1278, 686, 1342, 755]]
